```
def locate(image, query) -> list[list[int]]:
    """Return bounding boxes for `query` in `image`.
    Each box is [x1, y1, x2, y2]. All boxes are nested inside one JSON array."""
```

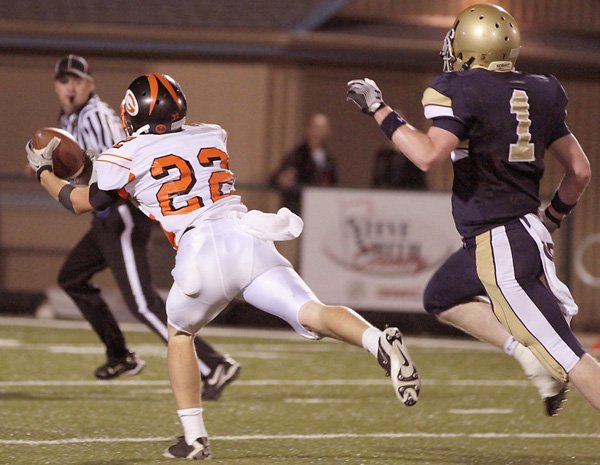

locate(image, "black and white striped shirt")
[[59, 94, 124, 153]]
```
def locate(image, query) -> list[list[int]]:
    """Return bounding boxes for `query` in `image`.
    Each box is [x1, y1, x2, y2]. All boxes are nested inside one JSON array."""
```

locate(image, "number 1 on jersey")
[[508, 89, 535, 162]]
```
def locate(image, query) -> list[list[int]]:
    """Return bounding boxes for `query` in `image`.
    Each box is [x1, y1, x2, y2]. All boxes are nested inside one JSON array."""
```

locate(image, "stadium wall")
[[2, 50, 600, 330]]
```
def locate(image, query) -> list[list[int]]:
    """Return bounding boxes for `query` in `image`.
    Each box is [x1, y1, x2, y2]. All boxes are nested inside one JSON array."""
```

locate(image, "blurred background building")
[[2, 0, 600, 330]]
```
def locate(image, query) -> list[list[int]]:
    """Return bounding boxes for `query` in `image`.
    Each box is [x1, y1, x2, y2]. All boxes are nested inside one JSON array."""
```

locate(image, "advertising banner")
[[300, 188, 462, 312]]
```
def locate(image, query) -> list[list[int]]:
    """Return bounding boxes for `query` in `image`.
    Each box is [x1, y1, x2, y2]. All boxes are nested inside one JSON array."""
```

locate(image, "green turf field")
[[1, 317, 599, 465]]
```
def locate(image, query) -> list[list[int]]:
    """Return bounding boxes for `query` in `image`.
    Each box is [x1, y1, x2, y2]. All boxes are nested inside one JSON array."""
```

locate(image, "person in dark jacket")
[[371, 141, 427, 190], [270, 113, 337, 215]]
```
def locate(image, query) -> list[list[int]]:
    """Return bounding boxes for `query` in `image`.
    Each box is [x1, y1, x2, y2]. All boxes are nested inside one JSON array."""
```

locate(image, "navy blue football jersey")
[[422, 68, 570, 237]]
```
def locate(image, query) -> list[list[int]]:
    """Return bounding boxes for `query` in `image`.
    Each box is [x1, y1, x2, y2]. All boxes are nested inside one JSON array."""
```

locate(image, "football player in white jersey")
[[27, 73, 420, 460]]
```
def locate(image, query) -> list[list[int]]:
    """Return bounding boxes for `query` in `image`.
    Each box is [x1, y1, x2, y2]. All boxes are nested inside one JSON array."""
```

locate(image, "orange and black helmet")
[[120, 73, 187, 136]]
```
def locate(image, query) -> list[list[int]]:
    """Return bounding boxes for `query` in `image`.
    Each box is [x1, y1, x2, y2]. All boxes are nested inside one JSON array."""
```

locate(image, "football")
[[31, 127, 85, 179]]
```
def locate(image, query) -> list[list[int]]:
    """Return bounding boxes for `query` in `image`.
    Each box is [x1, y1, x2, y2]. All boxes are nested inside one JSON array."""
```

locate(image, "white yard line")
[[2, 432, 600, 446], [448, 408, 513, 415], [0, 316, 497, 351], [0, 316, 307, 341], [284, 398, 352, 404], [0, 378, 530, 388], [2, 316, 598, 351]]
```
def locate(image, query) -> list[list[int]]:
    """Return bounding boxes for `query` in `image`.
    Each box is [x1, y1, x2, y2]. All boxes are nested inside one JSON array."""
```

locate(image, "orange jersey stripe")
[[149, 213, 178, 249], [117, 187, 130, 200], [100, 153, 132, 162], [96, 159, 130, 170]]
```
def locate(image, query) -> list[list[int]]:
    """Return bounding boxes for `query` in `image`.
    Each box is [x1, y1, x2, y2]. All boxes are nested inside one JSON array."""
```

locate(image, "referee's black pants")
[[57, 201, 225, 373]]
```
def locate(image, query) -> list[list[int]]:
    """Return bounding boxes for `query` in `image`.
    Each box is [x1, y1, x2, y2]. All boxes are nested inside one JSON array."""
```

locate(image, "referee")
[[51, 55, 240, 399]]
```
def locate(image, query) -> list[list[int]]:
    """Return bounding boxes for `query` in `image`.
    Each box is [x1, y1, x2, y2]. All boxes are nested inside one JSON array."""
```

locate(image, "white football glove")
[[346, 78, 386, 115], [26, 136, 60, 180]]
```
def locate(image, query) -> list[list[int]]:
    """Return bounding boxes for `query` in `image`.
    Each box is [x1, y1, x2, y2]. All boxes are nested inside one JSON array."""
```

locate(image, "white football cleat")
[[377, 327, 420, 406], [513, 343, 568, 416]]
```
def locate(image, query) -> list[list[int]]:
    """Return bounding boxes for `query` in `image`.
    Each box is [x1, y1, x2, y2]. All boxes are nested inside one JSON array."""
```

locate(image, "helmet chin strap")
[[460, 57, 475, 71]]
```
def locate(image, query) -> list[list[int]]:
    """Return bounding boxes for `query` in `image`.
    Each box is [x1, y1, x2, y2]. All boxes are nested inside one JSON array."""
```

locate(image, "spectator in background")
[[371, 140, 427, 190], [270, 113, 338, 215]]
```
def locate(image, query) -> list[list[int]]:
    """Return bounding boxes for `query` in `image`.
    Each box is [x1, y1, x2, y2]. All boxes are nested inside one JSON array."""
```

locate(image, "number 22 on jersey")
[[508, 89, 535, 162], [151, 147, 235, 215]]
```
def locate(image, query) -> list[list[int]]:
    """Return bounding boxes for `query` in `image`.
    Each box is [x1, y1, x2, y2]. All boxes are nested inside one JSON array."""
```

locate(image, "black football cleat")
[[513, 343, 568, 417], [545, 386, 568, 416], [163, 436, 211, 460], [202, 357, 241, 401], [94, 351, 145, 380]]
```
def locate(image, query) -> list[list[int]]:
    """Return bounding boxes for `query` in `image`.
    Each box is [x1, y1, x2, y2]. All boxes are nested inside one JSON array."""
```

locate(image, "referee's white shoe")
[[377, 327, 420, 406]]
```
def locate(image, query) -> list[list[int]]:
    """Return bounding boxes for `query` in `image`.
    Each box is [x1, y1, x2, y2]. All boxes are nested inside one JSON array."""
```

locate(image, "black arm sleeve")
[[431, 116, 469, 140], [89, 182, 120, 211]]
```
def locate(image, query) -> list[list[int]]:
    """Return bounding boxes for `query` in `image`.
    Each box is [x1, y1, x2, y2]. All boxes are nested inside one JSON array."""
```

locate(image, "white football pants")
[[166, 217, 318, 338]]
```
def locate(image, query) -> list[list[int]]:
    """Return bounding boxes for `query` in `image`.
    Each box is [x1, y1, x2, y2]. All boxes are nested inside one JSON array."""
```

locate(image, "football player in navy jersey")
[[347, 3, 600, 415]]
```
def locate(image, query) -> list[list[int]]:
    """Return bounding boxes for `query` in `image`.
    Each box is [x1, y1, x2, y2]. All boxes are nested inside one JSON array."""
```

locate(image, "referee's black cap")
[[54, 54, 92, 79]]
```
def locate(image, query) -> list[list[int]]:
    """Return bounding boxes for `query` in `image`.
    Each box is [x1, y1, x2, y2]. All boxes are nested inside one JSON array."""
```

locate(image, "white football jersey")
[[95, 124, 243, 248]]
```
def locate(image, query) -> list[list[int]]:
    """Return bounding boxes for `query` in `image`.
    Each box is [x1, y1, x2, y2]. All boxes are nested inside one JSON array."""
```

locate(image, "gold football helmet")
[[441, 3, 521, 72]]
